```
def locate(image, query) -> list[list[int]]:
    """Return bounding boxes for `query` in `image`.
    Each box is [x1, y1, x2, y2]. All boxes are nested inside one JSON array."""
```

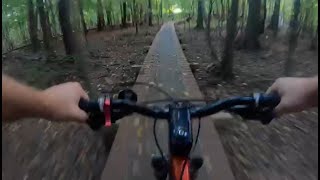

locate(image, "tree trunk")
[[243, 0, 261, 50], [221, 0, 239, 80], [106, 8, 112, 26], [268, 0, 280, 36], [302, 4, 312, 34], [78, 0, 87, 35], [160, 0, 163, 20], [148, 0, 153, 26], [97, 0, 105, 31], [310, 25, 318, 50], [37, 0, 52, 51], [195, 0, 204, 29], [259, 0, 267, 34], [284, 0, 301, 76], [139, 4, 143, 25], [58, 0, 82, 54], [206, 0, 218, 61], [58, 0, 94, 96], [47, 0, 58, 35], [122, 2, 127, 27], [133, 0, 138, 34], [239, 0, 246, 32], [28, 0, 39, 52]]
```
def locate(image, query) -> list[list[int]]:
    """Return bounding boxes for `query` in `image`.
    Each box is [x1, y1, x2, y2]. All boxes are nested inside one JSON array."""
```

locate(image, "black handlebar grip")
[[259, 93, 281, 125], [78, 98, 100, 113], [259, 93, 281, 107], [79, 98, 105, 131]]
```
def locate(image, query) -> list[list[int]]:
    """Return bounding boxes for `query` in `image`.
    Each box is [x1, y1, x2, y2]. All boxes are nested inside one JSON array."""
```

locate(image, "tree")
[[138, 3, 143, 25], [159, 0, 163, 20], [133, 0, 138, 34], [106, 2, 113, 26], [259, 0, 267, 34], [27, 0, 39, 52], [268, 0, 281, 36], [58, 0, 84, 54], [221, 0, 239, 80], [97, 0, 105, 31], [310, 25, 318, 50], [284, 0, 301, 76], [195, 0, 204, 29], [206, 0, 219, 61], [122, 1, 127, 27], [37, 0, 52, 51], [243, 0, 261, 50], [148, 0, 153, 26], [78, 0, 88, 35], [58, 0, 94, 96]]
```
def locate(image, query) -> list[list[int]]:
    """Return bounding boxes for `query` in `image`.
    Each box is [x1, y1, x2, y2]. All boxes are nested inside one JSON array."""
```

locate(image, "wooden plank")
[[101, 22, 235, 180]]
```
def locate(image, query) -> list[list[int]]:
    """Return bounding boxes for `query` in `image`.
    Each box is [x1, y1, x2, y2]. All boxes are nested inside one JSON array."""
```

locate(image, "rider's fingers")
[[266, 83, 277, 94], [72, 107, 89, 122]]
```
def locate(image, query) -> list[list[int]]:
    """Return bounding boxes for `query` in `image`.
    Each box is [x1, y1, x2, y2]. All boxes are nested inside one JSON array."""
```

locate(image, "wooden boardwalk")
[[101, 22, 235, 180]]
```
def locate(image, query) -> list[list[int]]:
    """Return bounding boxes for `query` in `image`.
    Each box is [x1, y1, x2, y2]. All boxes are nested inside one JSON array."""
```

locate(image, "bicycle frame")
[[171, 156, 190, 180], [155, 103, 195, 180]]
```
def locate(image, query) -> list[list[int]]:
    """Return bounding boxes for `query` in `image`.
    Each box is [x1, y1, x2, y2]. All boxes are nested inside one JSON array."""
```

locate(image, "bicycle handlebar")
[[79, 91, 281, 130]]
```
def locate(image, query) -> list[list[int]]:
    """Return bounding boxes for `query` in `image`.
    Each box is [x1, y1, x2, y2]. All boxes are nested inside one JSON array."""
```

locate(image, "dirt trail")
[[2, 26, 159, 180], [176, 24, 318, 180]]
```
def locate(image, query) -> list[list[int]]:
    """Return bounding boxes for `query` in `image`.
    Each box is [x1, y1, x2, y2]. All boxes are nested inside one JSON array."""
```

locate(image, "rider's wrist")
[[305, 76, 318, 107], [38, 90, 55, 120]]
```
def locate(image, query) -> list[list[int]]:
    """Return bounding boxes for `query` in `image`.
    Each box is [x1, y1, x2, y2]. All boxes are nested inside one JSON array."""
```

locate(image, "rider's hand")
[[41, 82, 89, 122], [266, 76, 318, 116]]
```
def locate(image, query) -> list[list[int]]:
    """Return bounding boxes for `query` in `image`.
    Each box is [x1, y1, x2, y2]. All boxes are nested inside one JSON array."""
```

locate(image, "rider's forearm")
[[2, 74, 51, 121]]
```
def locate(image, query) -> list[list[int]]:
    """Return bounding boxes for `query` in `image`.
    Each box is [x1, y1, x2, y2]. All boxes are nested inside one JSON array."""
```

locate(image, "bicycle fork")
[[151, 155, 204, 180]]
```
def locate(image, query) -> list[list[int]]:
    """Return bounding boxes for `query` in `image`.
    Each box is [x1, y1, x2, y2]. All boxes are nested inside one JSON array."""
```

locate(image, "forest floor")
[[175, 24, 318, 180], [2, 25, 160, 180]]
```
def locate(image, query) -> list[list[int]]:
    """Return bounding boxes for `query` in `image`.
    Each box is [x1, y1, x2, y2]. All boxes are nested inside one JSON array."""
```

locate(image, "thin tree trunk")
[[221, 0, 239, 80], [133, 0, 138, 34], [243, 0, 261, 50], [240, 0, 246, 32], [58, 0, 80, 54], [78, 0, 87, 35], [284, 0, 301, 76], [310, 25, 318, 50], [28, 0, 39, 52], [122, 2, 127, 27], [148, 0, 153, 26], [160, 0, 163, 20], [268, 0, 281, 36], [47, 0, 58, 35], [259, 0, 267, 34], [97, 0, 105, 31], [106, 8, 112, 26], [37, 0, 52, 51], [195, 0, 204, 29], [206, 0, 218, 61], [58, 0, 93, 96]]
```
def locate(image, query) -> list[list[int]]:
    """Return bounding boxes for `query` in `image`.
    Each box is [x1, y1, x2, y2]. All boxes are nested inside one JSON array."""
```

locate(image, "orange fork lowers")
[[171, 156, 190, 180]]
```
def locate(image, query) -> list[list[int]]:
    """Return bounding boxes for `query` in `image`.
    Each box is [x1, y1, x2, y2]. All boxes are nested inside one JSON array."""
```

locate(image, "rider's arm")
[[2, 74, 89, 122], [267, 75, 318, 115]]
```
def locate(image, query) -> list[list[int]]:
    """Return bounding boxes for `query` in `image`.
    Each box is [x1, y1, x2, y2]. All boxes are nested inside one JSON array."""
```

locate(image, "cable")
[[192, 118, 201, 153], [180, 118, 201, 180], [153, 118, 165, 160]]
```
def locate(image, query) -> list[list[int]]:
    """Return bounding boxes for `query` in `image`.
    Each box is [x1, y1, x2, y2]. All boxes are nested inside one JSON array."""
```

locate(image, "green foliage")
[[2, 0, 318, 52]]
